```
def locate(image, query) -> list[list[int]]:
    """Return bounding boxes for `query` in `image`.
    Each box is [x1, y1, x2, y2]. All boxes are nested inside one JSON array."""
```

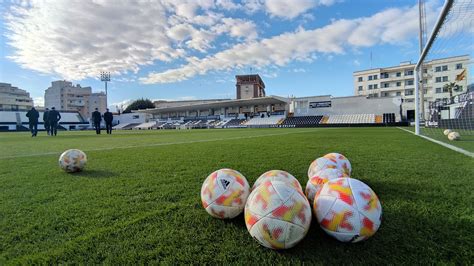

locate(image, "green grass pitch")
[[0, 128, 473, 264]]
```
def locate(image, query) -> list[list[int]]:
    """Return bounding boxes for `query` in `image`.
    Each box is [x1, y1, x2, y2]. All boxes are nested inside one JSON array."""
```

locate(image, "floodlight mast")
[[100, 71, 111, 106]]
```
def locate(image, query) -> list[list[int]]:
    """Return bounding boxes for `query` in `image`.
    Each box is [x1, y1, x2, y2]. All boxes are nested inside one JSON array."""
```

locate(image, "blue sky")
[[0, 0, 443, 109]]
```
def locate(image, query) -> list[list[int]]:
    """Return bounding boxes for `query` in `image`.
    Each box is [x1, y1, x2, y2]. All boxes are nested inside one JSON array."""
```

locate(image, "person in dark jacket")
[[92, 108, 102, 134], [48, 107, 61, 136], [103, 108, 113, 134], [25, 107, 39, 137], [43, 108, 50, 135]]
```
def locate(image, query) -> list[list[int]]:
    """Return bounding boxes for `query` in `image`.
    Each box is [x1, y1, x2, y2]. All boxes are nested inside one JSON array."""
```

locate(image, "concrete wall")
[[292, 95, 402, 121]]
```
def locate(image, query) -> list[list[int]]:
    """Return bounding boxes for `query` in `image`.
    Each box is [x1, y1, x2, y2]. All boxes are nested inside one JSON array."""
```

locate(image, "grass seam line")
[[0, 129, 325, 160], [396, 127, 474, 158]]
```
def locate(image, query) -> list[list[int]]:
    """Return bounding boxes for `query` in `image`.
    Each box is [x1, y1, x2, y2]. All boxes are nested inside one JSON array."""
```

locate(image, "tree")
[[123, 98, 155, 113]]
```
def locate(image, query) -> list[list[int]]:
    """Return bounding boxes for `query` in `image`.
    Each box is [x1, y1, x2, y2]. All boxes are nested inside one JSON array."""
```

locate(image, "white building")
[[44, 80, 107, 120], [0, 83, 34, 111], [353, 55, 469, 121]]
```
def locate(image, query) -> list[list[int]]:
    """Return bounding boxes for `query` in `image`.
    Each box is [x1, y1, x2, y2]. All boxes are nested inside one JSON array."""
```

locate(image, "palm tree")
[[443, 82, 459, 103]]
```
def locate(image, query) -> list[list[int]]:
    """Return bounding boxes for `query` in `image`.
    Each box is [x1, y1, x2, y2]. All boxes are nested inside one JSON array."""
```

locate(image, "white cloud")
[[264, 0, 317, 19], [4, 0, 257, 80], [33, 96, 44, 107], [141, 3, 440, 84]]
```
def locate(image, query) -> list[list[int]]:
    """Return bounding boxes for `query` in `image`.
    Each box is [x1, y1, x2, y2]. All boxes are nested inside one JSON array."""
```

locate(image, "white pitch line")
[[397, 127, 474, 158], [0, 129, 323, 160]]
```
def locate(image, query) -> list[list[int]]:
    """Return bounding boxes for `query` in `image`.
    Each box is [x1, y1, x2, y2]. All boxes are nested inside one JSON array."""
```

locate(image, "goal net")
[[416, 0, 473, 152]]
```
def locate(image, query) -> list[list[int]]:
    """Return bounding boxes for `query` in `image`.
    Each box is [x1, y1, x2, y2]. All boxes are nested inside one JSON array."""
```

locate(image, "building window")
[[358, 77, 363, 82], [396, 72, 401, 77], [396, 81, 401, 87], [373, 84, 378, 89], [368, 84, 373, 90], [368, 93, 378, 98], [442, 65, 448, 71], [383, 83, 389, 88], [368, 76, 373, 81], [382, 92, 389, 97], [381, 73, 389, 79], [443, 87, 449, 93], [358, 86, 363, 91], [405, 89, 414, 96], [423, 68, 428, 73], [435, 77, 442, 83], [423, 89, 428, 94], [396, 91, 401, 96], [456, 63, 462, 69], [436, 87, 442, 93], [373, 75, 378, 80], [455, 85, 463, 92], [405, 80, 414, 86], [405, 70, 414, 76], [405, 99, 414, 103], [435, 66, 441, 72], [442, 76, 448, 82]]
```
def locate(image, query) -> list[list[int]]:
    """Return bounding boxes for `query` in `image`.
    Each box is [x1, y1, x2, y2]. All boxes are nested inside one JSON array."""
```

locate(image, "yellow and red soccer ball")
[[245, 180, 311, 249], [313, 177, 382, 243], [201, 168, 250, 219], [252, 170, 303, 192], [305, 168, 348, 204], [59, 149, 87, 173], [308, 153, 352, 178]]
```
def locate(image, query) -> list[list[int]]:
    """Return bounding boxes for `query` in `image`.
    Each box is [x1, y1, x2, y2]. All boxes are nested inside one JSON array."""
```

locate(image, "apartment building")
[[44, 80, 107, 120], [353, 55, 469, 121], [0, 83, 34, 111]]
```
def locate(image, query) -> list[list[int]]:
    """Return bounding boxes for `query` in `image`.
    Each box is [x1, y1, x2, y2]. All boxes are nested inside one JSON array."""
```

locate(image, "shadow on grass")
[[73, 169, 117, 178]]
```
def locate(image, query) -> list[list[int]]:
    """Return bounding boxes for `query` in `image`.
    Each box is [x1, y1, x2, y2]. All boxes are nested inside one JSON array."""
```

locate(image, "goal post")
[[414, 0, 473, 154]]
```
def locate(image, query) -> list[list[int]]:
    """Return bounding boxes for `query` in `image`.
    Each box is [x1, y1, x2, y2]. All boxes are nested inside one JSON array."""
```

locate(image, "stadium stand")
[[383, 113, 396, 124], [326, 114, 375, 124], [223, 119, 246, 128], [244, 115, 285, 127], [375, 115, 383, 123], [320, 116, 329, 124], [280, 116, 323, 127], [134, 121, 157, 130]]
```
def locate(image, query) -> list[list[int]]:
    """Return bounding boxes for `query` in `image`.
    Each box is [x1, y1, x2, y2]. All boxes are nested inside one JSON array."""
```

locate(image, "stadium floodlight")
[[100, 71, 111, 97]]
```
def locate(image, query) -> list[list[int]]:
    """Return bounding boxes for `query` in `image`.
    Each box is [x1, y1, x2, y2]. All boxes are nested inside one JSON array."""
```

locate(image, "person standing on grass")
[[25, 107, 39, 137], [43, 108, 50, 135], [92, 108, 102, 134], [48, 107, 61, 136], [103, 108, 113, 134]]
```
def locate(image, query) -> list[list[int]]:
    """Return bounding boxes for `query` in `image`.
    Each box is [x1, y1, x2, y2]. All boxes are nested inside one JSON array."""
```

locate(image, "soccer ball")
[[59, 149, 87, 173], [252, 170, 302, 192], [305, 168, 348, 204], [323, 153, 352, 176], [201, 168, 250, 219], [447, 131, 460, 141], [314, 177, 382, 243], [307, 157, 338, 178], [443, 129, 452, 136], [245, 180, 312, 249]]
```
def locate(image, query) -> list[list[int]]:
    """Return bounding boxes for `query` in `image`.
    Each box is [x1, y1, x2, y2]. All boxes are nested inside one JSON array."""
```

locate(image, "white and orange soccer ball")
[[443, 129, 452, 136], [323, 153, 352, 176], [201, 168, 250, 219], [252, 170, 302, 192], [245, 180, 312, 249], [305, 168, 348, 204], [447, 131, 460, 141], [59, 149, 87, 173], [307, 157, 338, 178], [313, 177, 382, 243]]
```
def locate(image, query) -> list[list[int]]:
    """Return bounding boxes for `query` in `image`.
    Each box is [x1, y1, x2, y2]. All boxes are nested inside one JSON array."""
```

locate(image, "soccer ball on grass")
[[59, 149, 87, 173]]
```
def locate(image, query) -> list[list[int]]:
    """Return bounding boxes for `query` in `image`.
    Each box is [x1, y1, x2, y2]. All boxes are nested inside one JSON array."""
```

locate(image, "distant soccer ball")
[[305, 168, 348, 204], [252, 170, 302, 192], [245, 180, 312, 249], [307, 157, 338, 178], [323, 153, 352, 176], [447, 131, 460, 141], [59, 149, 87, 173], [201, 168, 250, 219], [443, 129, 452, 136], [314, 177, 382, 243]]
